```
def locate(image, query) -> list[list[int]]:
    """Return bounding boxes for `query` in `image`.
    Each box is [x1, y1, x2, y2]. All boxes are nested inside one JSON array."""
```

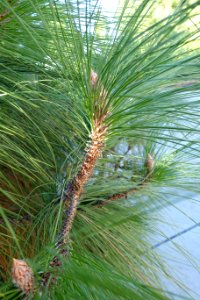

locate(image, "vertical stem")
[[56, 70, 108, 247]]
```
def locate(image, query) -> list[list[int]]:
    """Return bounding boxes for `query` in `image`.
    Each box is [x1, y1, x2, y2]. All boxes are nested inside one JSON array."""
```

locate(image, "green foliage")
[[0, 0, 200, 298]]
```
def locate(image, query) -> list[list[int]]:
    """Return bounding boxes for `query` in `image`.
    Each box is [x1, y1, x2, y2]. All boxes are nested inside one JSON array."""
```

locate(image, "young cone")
[[11, 258, 35, 295]]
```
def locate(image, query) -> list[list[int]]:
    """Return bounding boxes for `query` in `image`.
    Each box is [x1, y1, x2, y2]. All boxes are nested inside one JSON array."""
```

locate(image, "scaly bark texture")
[[57, 116, 107, 247], [55, 70, 108, 248]]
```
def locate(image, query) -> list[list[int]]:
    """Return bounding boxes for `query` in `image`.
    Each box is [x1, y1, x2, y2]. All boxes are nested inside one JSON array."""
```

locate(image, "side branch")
[[97, 180, 147, 207], [97, 154, 154, 207]]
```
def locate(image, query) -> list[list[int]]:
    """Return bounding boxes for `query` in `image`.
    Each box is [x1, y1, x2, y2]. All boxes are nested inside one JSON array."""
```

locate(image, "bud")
[[91, 69, 98, 87], [12, 258, 34, 294], [146, 154, 154, 173]]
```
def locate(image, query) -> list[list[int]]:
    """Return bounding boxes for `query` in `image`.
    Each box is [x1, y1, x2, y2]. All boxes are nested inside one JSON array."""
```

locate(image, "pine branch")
[[56, 117, 107, 248], [40, 71, 109, 287], [97, 154, 154, 207], [56, 70, 108, 248]]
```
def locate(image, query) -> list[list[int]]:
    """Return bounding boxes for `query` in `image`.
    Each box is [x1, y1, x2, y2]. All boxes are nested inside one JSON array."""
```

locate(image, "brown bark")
[[57, 117, 107, 247]]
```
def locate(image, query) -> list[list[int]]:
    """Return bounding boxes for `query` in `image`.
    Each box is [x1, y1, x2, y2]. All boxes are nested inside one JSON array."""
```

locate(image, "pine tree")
[[0, 0, 200, 299]]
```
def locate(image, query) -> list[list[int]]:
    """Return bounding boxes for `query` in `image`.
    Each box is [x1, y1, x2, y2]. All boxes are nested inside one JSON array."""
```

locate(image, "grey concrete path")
[[152, 193, 200, 299]]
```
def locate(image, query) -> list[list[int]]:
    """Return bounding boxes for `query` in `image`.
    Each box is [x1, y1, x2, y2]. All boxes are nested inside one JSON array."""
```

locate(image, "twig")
[[97, 182, 146, 207], [56, 69, 108, 249], [56, 117, 107, 248], [97, 154, 154, 207]]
